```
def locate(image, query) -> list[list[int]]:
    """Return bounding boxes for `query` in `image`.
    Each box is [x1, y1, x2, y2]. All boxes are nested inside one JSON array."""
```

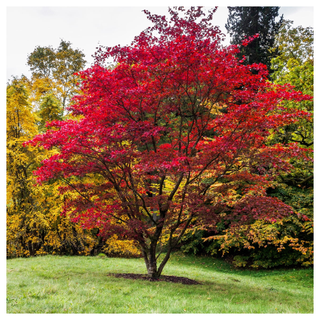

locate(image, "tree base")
[[110, 273, 200, 285]]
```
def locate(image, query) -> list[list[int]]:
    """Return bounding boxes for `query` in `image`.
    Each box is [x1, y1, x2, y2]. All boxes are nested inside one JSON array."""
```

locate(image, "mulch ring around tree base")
[[110, 273, 201, 285]]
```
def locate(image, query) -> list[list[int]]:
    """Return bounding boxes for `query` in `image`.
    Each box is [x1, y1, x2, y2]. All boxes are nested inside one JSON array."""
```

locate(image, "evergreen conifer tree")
[[225, 7, 283, 72]]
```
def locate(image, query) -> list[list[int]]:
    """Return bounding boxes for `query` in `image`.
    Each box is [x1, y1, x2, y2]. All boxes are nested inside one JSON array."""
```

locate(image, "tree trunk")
[[140, 239, 162, 279], [145, 241, 160, 279], [147, 256, 158, 279]]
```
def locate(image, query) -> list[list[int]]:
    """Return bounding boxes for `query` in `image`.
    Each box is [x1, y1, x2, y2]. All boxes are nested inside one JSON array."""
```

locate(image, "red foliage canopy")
[[26, 7, 312, 278]]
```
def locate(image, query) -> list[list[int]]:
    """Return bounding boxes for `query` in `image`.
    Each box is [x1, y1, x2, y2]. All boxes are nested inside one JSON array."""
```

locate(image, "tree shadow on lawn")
[[168, 253, 313, 279], [105, 271, 287, 302], [109, 272, 201, 285]]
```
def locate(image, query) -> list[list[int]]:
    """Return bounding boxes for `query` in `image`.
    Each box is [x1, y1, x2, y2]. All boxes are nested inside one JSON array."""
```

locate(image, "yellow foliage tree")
[[27, 40, 86, 113], [7, 40, 143, 258], [6, 77, 99, 258]]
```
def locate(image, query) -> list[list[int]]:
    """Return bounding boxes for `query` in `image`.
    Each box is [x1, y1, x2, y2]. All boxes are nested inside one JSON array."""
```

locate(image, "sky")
[[5, 2, 315, 81]]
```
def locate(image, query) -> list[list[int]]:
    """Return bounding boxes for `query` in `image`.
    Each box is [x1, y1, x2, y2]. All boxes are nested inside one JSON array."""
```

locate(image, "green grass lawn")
[[7, 252, 313, 313]]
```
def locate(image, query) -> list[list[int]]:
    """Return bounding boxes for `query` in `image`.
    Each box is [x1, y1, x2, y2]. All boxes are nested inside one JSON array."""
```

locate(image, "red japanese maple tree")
[[27, 7, 311, 279]]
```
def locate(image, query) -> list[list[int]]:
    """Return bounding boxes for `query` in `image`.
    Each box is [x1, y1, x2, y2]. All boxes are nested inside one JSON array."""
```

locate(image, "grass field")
[[7, 252, 313, 313]]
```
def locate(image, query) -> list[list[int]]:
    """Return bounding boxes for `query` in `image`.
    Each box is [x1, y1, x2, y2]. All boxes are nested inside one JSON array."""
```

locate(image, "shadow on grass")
[[168, 252, 313, 278]]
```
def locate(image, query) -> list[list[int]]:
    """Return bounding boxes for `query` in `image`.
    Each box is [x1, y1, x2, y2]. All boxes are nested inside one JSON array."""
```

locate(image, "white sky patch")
[[6, 4, 314, 80]]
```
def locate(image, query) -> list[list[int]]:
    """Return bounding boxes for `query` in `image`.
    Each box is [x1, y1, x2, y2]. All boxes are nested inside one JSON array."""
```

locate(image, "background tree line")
[[6, 8, 313, 268], [7, 40, 140, 258]]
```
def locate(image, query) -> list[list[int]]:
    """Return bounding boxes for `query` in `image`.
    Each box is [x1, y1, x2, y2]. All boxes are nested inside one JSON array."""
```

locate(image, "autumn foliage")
[[6, 78, 100, 258], [6, 44, 140, 259], [24, 7, 312, 278]]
